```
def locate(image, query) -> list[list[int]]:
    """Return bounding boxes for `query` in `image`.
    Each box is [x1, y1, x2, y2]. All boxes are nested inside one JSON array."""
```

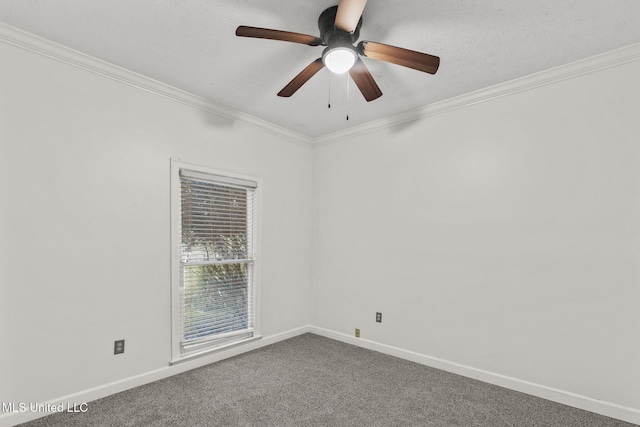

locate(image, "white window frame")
[[170, 160, 261, 363]]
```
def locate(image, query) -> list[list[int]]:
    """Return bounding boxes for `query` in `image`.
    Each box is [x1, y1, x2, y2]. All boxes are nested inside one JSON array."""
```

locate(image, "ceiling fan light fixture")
[[323, 46, 357, 74]]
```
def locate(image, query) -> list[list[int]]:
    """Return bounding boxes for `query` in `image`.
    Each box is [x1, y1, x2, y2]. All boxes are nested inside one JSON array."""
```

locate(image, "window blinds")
[[179, 169, 256, 353]]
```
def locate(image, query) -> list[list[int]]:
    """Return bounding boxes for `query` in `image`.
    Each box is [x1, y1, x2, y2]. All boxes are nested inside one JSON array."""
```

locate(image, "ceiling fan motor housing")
[[318, 6, 362, 47]]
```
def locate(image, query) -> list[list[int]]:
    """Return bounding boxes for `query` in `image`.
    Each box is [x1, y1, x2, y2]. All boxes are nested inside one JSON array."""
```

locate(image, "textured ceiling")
[[1, 0, 640, 138]]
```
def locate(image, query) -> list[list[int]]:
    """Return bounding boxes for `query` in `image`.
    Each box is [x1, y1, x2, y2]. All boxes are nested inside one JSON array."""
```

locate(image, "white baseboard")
[[0, 326, 311, 427], [4, 325, 638, 426], [308, 326, 640, 426]]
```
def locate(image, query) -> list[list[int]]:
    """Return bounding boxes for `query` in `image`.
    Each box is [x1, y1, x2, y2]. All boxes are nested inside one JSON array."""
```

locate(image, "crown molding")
[[2, 22, 639, 148], [313, 42, 640, 146], [0, 22, 314, 148]]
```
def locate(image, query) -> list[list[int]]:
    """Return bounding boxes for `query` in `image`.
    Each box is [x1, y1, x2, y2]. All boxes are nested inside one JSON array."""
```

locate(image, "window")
[[171, 161, 258, 361]]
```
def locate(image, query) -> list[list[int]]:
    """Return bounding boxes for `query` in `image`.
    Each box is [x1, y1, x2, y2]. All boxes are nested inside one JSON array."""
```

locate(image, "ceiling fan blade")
[[349, 57, 382, 102], [278, 59, 325, 97], [359, 41, 440, 74], [236, 26, 322, 46], [335, 0, 368, 33]]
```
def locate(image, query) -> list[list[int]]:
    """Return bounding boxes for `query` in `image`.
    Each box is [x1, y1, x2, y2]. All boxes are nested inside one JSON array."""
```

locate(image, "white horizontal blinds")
[[181, 264, 254, 342], [179, 169, 256, 350], [180, 169, 257, 190]]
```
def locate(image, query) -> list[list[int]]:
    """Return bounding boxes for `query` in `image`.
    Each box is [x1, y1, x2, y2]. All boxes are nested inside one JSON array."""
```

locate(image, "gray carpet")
[[19, 333, 636, 426]]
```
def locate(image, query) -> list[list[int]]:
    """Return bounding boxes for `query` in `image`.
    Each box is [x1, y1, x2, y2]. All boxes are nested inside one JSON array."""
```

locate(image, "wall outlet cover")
[[114, 339, 125, 355]]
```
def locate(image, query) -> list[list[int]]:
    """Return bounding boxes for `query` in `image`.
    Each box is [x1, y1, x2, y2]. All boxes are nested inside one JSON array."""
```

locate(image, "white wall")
[[0, 38, 313, 413], [312, 58, 640, 415]]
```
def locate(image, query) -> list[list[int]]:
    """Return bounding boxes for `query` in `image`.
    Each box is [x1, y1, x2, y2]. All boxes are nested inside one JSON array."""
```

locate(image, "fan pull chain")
[[346, 75, 350, 121], [328, 71, 331, 109]]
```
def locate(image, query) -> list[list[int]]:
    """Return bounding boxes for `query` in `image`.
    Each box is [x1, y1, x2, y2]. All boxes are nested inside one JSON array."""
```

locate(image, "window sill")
[[170, 334, 262, 365]]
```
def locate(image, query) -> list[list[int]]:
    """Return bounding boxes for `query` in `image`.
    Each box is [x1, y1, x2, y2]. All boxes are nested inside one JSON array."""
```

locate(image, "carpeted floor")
[[19, 333, 637, 426]]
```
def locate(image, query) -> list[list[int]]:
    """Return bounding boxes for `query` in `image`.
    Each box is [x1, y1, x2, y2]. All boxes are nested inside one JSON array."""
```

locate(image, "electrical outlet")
[[355, 328, 360, 338], [114, 339, 125, 355], [376, 312, 382, 323]]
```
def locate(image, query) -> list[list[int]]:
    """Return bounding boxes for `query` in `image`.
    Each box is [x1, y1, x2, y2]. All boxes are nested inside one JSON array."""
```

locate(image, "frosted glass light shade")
[[323, 47, 357, 74]]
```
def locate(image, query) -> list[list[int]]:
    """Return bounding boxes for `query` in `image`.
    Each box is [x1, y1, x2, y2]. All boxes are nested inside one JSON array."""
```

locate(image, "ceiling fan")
[[236, 0, 440, 102]]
